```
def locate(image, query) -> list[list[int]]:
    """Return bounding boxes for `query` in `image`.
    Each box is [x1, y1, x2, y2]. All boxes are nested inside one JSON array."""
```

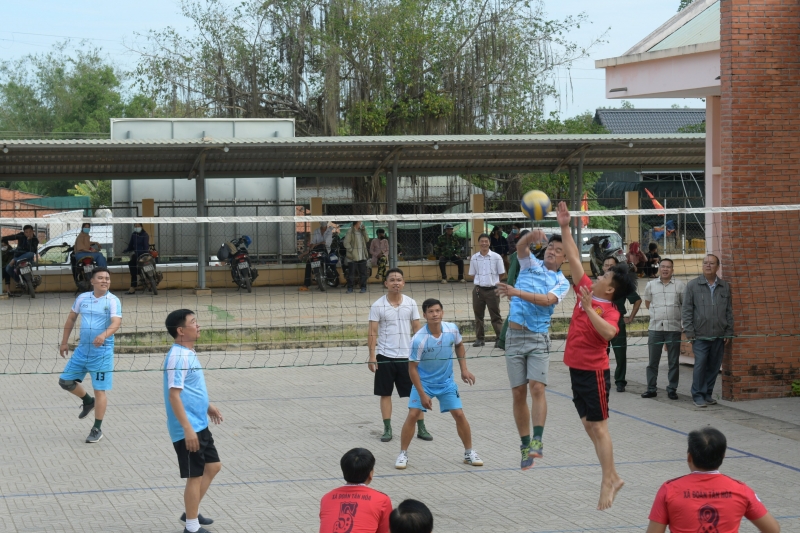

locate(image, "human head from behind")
[[421, 298, 443, 325], [687, 427, 726, 471], [592, 261, 636, 302], [703, 254, 720, 279], [384, 268, 405, 294], [659, 258, 674, 281], [340, 447, 376, 485], [390, 499, 433, 533], [478, 233, 490, 253], [90, 267, 111, 294], [23, 224, 34, 239], [602, 256, 619, 274], [165, 309, 201, 345]]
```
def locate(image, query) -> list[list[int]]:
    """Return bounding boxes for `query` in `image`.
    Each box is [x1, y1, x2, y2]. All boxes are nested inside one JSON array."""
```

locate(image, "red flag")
[[644, 188, 665, 210], [581, 192, 589, 228]]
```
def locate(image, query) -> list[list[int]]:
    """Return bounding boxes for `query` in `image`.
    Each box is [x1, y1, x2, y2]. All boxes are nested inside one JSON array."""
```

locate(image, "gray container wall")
[[109, 119, 296, 259]]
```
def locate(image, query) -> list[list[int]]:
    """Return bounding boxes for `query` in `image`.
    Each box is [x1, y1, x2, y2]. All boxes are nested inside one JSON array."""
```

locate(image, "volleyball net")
[[0, 204, 796, 375]]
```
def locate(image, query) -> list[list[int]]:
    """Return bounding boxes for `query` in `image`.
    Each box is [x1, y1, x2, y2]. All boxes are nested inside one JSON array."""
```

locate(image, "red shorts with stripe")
[[569, 368, 611, 422]]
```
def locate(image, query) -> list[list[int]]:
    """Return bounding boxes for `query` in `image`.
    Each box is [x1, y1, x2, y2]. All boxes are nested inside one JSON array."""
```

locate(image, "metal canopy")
[[0, 134, 704, 181]]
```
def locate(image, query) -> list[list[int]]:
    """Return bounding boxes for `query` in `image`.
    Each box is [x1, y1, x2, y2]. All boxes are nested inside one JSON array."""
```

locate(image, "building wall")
[[0, 189, 59, 238], [720, 0, 800, 399]]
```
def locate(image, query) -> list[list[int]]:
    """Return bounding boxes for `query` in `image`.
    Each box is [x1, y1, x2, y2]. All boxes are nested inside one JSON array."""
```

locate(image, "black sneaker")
[[183, 528, 211, 533], [180, 513, 214, 525], [78, 399, 95, 419], [641, 391, 657, 398], [85, 427, 103, 443], [668, 391, 679, 400], [472, 340, 485, 347]]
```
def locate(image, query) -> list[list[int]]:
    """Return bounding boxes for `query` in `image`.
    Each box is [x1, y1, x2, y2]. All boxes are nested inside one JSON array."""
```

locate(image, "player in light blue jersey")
[[163, 309, 224, 533], [495, 230, 570, 470], [395, 298, 483, 470], [58, 267, 121, 444]]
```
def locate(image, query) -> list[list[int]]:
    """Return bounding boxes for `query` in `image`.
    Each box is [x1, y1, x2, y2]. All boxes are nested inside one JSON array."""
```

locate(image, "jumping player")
[[58, 267, 121, 444], [163, 310, 224, 533], [368, 268, 431, 442], [395, 299, 482, 470], [557, 201, 636, 510]]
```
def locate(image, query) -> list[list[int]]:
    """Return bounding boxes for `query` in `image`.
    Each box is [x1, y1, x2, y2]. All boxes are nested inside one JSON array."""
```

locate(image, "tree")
[[678, 0, 694, 11], [68, 180, 112, 208]]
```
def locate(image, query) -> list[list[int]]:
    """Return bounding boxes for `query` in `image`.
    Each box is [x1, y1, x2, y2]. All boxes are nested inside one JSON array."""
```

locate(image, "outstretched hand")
[[579, 286, 594, 311], [556, 201, 571, 227]]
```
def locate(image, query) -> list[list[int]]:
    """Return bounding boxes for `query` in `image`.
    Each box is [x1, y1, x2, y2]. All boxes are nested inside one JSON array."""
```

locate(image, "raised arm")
[[557, 202, 584, 281], [514, 229, 547, 260]]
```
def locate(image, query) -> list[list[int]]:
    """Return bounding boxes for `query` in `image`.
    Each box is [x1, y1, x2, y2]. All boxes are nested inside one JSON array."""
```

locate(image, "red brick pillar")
[[720, 0, 800, 399]]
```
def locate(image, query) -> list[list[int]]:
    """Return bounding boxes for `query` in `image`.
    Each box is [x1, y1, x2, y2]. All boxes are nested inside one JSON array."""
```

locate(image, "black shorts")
[[374, 355, 413, 397], [173, 427, 220, 478], [570, 368, 611, 422]]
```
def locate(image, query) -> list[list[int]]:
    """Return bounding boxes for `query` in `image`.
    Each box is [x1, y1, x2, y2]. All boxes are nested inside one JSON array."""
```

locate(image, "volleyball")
[[520, 190, 551, 220]]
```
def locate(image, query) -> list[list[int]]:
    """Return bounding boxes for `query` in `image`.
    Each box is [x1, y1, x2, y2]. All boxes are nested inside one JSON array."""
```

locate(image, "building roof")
[[0, 134, 706, 181], [594, 109, 706, 135], [649, 1, 719, 52]]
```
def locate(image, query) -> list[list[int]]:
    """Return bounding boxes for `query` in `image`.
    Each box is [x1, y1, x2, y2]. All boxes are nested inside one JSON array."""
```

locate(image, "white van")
[[38, 226, 115, 266]]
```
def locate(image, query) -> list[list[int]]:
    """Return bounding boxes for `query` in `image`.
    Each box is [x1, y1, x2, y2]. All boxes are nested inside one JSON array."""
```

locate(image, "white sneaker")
[[440, 279, 448, 284], [464, 450, 483, 466], [395, 451, 408, 469]]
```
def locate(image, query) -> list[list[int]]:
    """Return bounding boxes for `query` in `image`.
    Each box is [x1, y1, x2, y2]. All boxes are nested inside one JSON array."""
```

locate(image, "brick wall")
[[720, 0, 800, 399]]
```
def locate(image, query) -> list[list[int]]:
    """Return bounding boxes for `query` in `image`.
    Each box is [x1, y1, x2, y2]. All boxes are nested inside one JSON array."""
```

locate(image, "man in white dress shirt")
[[469, 233, 505, 347]]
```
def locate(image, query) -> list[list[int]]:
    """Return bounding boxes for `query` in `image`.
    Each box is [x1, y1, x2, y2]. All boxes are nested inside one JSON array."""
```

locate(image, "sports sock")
[[185, 518, 200, 533], [383, 419, 391, 430], [533, 426, 544, 441], [81, 393, 93, 405], [521, 435, 531, 447], [93, 419, 103, 430], [465, 448, 472, 455]]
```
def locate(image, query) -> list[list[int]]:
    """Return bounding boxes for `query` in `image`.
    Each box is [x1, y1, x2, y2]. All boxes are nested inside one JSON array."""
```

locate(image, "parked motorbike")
[[586, 235, 626, 278], [132, 244, 163, 295], [308, 245, 342, 291], [3, 245, 41, 298], [219, 236, 257, 293], [67, 245, 98, 293]]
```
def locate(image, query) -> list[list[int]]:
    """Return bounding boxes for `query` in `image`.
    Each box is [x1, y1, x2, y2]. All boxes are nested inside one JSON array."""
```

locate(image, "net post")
[[389, 157, 399, 269], [471, 193, 485, 259], [195, 154, 209, 293], [576, 153, 584, 250], [624, 191, 640, 246]]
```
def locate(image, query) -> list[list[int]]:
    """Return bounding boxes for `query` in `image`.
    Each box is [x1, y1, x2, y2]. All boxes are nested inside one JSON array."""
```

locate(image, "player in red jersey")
[[647, 427, 780, 533], [557, 201, 636, 510]]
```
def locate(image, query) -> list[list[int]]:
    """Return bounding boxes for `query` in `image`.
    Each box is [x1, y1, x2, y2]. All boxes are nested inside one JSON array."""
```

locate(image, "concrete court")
[[1, 340, 799, 533]]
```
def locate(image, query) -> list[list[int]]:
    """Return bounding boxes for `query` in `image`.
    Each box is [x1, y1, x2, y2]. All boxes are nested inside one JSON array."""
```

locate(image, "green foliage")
[[678, 121, 706, 133], [68, 180, 111, 208], [792, 380, 800, 397], [678, 0, 694, 11]]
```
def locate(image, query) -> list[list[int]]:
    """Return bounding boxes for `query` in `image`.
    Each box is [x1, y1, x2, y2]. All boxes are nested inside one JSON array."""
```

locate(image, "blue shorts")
[[409, 380, 462, 413], [60, 344, 115, 391]]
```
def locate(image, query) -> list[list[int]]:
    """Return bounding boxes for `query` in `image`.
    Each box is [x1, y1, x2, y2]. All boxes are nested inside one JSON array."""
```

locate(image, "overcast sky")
[[1, 1, 705, 119]]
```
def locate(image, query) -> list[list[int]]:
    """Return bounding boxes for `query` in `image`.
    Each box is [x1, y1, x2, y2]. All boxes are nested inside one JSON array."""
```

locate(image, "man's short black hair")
[[422, 298, 443, 313], [385, 267, 404, 279], [648, 242, 658, 251], [377, 228, 385, 234], [389, 499, 433, 533], [23, 224, 33, 231], [165, 309, 196, 339], [706, 253, 720, 266], [548, 234, 562, 244], [608, 263, 636, 301], [90, 266, 110, 279], [660, 258, 674, 267], [512, 223, 522, 229], [687, 427, 727, 470], [603, 256, 620, 265], [82, 222, 91, 229], [340, 448, 375, 484], [478, 233, 490, 241]]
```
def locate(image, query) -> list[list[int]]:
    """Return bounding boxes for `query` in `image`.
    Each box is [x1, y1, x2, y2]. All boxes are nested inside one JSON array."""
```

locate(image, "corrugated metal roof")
[[594, 109, 706, 134], [649, 1, 719, 52], [0, 134, 705, 180]]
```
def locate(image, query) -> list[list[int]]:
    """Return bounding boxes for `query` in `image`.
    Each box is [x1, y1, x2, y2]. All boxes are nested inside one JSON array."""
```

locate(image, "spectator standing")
[[434, 224, 465, 283], [122, 223, 150, 294], [469, 233, 505, 347], [370, 228, 390, 281], [646, 427, 780, 533], [489, 226, 509, 271], [2, 224, 40, 291], [319, 448, 392, 533], [74, 222, 108, 268], [344, 221, 370, 293], [602, 257, 642, 393], [390, 500, 433, 533], [506, 223, 522, 255], [682, 254, 734, 408], [642, 259, 685, 400]]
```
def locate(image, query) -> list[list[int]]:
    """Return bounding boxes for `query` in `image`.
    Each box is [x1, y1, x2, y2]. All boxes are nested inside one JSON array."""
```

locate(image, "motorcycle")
[[67, 245, 98, 293], [131, 244, 162, 295], [586, 235, 626, 278], [219, 236, 257, 293], [4, 247, 41, 298], [308, 245, 342, 291]]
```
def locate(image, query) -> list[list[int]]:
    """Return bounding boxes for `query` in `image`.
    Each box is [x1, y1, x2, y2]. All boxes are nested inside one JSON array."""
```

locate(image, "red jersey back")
[[648, 472, 768, 533], [564, 274, 619, 371], [319, 485, 392, 533]]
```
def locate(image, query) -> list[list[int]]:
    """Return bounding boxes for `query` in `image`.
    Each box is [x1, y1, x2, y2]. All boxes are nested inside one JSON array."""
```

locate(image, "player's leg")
[[525, 334, 550, 455], [442, 387, 482, 466], [175, 428, 218, 531], [582, 418, 624, 510], [394, 358, 431, 441], [505, 328, 535, 469], [374, 355, 396, 441], [644, 330, 663, 396], [86, 367, 113, 443], [396, 407, 423, 469], [472, 287, 487, 345], [196, 430, 221, 520], [59, 346, 95, 418]]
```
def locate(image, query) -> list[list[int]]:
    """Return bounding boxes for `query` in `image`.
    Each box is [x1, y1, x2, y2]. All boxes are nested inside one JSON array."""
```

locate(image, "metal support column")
[[196, 154, 208, 290], [568, 167, 577, 243], [388, 156, 399, 269], [576, 153, 585, 250]]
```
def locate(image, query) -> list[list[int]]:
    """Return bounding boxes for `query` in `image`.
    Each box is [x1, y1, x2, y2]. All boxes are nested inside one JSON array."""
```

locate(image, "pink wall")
[[603, 50, 720, 99]]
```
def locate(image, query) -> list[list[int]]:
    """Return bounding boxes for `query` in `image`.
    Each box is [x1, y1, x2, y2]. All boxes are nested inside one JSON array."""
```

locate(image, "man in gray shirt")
[[642, 259, 685, 400], [681, 254, 734, 407]]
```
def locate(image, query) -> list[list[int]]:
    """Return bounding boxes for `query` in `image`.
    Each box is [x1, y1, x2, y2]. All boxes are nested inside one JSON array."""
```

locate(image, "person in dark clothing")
[[2, 225, 40, 289], [644, 243, 660, 278], [434, 224, 464, 283], [490, 226, 509, 272], [602, 257, 642, 393], [122, 223, 151, 294]]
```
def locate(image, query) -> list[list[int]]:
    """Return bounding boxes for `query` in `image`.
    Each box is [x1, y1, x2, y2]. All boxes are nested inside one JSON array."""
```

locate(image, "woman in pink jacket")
[[370, 228, 390, 281]]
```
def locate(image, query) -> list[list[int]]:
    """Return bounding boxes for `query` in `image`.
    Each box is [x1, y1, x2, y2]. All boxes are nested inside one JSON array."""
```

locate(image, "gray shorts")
[[505, 328, 551, 388]]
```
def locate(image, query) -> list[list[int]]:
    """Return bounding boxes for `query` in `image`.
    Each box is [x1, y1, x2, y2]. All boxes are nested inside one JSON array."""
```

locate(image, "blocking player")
[[368, 268, 431, 442], [395, 299, 483, 470], [495, 229, 570, 470], [58, 267, 122, 444], [557, 201, 636, 510], [164, 309, 224, 533]]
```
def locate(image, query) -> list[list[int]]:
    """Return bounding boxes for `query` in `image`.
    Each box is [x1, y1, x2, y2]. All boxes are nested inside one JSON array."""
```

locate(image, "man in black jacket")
[[2, 225, 39, 291], [681, 254, 734, 408]]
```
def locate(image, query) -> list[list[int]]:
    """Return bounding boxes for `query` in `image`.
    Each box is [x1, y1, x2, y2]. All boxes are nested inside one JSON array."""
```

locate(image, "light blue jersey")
[[162, 344, 209, 443], [71, 291, 122, 348], [409, 322, 463, 388], [508, 255, 570, 333]]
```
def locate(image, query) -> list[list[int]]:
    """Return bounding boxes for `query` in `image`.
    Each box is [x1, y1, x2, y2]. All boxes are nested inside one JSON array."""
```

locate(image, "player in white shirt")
[[468, 233, 506, 347], [395, 298, 483, 470], [368, 268, 431, 443]]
